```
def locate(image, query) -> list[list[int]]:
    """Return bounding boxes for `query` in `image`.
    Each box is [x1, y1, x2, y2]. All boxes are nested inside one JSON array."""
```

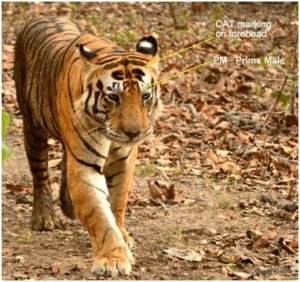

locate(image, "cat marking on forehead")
[[138, 41, 154, 50]]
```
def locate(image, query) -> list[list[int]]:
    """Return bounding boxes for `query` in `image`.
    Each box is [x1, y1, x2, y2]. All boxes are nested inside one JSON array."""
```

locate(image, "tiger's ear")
[[136, 36, 158, 57], [76, 44, 97, 69]]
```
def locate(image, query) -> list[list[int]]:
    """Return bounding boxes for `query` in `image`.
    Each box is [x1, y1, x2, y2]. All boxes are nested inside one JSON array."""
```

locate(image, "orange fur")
[[14, 16, 161, 276]]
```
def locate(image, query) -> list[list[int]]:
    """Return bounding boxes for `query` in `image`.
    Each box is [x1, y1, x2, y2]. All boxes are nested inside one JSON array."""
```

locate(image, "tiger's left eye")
[[142, 92, 152, 100]]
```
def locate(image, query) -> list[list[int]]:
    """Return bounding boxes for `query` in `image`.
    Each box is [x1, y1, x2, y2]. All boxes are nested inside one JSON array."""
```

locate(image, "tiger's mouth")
[[105, 125, 153, 145]]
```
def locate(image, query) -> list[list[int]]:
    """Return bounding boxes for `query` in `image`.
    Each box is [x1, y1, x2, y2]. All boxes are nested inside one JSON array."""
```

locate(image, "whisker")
[[81, 127, 101, 138], [81, 129, 107, 142]]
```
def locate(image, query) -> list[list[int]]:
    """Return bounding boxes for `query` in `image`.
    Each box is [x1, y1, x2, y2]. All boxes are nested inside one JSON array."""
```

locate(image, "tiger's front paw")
[[31, 200, 61, 231], [123, 234, 135, 250], [91, 246, 134, 277], [119, 227, 135, 250]]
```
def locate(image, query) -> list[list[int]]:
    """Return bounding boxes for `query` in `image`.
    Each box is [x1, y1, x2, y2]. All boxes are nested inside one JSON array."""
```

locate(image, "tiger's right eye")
[[142, 93, 151, 100], [107, 94, 119, 103]]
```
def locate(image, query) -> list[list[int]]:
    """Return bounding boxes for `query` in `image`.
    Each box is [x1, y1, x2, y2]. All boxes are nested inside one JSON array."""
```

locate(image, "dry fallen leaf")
[[48, 158, 62, 168], [147, 180, 164, 201], [221, 162, 241, 173], [155, 181, 176, 200], [163, 248, 202, 262], [6, 183, 32, 194]]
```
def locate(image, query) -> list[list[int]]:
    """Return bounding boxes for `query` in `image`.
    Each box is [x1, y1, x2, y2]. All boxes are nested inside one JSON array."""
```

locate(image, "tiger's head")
[[76, 36, 161, 145]]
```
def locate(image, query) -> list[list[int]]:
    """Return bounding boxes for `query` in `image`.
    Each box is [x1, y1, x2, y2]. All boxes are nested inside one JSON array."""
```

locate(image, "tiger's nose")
[[123, 130, 141, 139]]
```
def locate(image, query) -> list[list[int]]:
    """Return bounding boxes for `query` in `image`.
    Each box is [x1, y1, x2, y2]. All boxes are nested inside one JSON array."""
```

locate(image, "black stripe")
[[96, 80, 103, 90], [38, 39, 63, 139], [57, 34, 82, 74], [37, 174, 50, 182], [85, 83, 93, 114], [96, 57, 118, 66], [152, 93, 159, 110], [28, 156, 47, 163], [92, 47, 107, 54], [64, 32, 80, 36], [71, 119, 106, 159], [28, 32, 61, 62], [66, 57, 80, 111], [111, 146, 122, 153], [80, 73, 84, 94], [125, 59, 147, 67], [108, 148, 132, 166], [83, 83, 106, 123], [127, 55, 149, 61], [27, 27, 52, 54], [107, 50, 131, 54], [132, 69, 145, 76], [67, 57, 105, 129], [80, 40, 98, 47], [35, 183, 48, 188], [107, 183, 120, 189], [24, 19, 52, 38], [103, 60, 124, 70], [93, 91, 102, 114], [24, 130, 47, 143], [31, 167, 47, 174], [46, 43, 67, 138], [104, 59, 146, 70], [100, 37, 113, 44], [82, 179, 108, 197], [105, 171, 125, 182], [108, 47, 123, 53], [24, 135, 48, 151], [64, 141, 103, 174], [111, 70, 124, 80]]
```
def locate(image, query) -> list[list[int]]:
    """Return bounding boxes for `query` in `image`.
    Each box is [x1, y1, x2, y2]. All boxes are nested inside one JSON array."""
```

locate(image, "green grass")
[[128, 12, 136, 23], [103, 30, 138, 47], [198, 204, 208, 212], [54, 232, 63, 237], [74, 232, 88, 239], [9, 232, 33, 243], [227, 225, 236, 231], [199, 177, 216, 185], [70, 4, 78, 11], [215, 193, 236, 209], [171, 228, 187, 245], [135, 164, 158, 175]]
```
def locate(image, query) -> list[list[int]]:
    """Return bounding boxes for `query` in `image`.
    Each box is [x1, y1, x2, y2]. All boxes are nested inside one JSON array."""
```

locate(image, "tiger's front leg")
[[66, 150, 133, 277], [104, 146, 138, 250]]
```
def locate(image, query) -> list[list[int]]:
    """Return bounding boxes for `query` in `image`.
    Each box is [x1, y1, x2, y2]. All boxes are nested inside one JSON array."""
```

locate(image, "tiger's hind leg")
[[60, 147, 77, 220], [23, 125, 61, 231]]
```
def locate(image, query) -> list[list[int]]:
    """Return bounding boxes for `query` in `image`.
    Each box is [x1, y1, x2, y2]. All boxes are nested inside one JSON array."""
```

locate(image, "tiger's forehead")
[[85, 50, 158, 92], [98, 67, 152, 94], [96, 63, 153, 90]]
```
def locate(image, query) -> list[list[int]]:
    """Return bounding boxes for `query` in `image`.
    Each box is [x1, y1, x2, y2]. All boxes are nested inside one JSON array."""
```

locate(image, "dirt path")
[[2, 130, 298, 280]]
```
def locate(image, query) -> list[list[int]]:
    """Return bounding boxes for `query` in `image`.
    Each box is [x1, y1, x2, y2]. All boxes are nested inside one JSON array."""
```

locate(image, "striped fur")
[[14, 16, 161, 276]]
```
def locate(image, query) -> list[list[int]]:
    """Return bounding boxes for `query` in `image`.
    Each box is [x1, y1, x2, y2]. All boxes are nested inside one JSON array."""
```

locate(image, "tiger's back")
[[15, 17, 115, 138], [14, 16, 161, 277]]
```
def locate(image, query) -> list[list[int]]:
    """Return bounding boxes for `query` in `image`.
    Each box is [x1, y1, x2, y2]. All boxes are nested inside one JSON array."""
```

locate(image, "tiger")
[[14, 16, 161, 277]]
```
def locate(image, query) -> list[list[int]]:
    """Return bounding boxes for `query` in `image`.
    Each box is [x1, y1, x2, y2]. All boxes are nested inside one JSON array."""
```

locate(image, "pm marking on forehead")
[[112, 70, 124, 80], [131, 69, 145, 82]]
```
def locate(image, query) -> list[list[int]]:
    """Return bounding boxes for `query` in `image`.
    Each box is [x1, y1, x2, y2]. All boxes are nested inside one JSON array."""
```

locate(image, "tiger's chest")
[[103, 143, 136, 189]]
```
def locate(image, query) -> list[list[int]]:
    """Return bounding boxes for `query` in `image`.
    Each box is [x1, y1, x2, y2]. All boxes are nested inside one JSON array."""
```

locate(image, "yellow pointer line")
[[142, 61, 210, 89], [142, 37, 214, 68]]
